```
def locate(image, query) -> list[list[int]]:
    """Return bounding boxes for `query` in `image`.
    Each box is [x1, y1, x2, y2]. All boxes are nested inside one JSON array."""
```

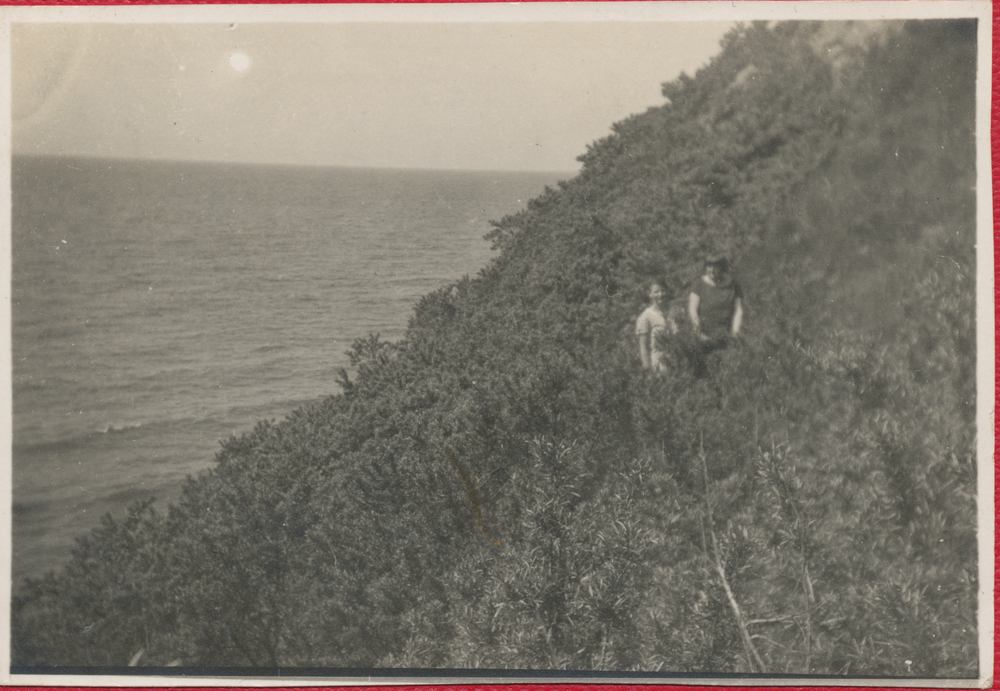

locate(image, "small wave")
[[99, 422, 144, 435], [12, 501, 46, 518], [251, 344, 288, 355], [16, 415, 228, 456], [32, 325, 81, 341], [226, 396, 324, 419], [104, 487, 158, 507]]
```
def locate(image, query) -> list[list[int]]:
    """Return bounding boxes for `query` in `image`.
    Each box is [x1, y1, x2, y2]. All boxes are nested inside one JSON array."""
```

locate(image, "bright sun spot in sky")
[[229, 53, 250, 72]]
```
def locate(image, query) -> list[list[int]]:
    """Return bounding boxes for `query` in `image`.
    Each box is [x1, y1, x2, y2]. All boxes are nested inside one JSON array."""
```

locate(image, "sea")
[[11, 155, 565, 585]]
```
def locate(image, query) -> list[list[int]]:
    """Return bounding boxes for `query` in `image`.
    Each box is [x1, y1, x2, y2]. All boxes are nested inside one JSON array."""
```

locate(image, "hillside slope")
[[13, 20, 978, 676]]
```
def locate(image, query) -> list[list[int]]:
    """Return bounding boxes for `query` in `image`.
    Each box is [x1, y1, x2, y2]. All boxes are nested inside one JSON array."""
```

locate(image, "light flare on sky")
[[229, 53, 250, 72]]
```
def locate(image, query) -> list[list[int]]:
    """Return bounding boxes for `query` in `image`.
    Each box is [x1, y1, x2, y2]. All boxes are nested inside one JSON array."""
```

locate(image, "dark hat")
[[704, 253, 729, 268]]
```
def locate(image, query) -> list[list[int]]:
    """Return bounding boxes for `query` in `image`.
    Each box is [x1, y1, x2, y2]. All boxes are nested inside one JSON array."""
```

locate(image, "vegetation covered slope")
[[13, 20, 978, 676]]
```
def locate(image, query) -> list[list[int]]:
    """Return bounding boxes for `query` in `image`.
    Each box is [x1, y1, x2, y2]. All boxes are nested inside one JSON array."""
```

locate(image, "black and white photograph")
[[4, 2, 993, 684]]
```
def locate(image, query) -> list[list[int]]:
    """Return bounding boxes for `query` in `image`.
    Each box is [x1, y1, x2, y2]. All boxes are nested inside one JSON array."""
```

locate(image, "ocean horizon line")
[[12, 151, 579, 177]]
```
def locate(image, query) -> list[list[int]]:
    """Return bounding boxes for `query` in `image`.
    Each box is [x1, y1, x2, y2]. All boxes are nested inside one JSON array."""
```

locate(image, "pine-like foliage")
[[13, 20, 978, 677]]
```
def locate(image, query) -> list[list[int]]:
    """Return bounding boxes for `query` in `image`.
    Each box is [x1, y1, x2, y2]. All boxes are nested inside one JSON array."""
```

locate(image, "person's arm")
[[636, 313, 652, 368], [731, 297, 743, 337], [638, 333, 651, 369], [689, 291, 707, 340]]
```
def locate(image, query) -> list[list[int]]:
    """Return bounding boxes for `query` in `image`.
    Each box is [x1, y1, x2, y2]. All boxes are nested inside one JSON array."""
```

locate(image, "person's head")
[[648, 280, 667, 308], [704, 254, 730, 282]]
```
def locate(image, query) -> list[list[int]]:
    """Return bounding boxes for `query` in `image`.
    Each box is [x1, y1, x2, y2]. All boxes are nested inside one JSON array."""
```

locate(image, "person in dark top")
[[689, 254, 743, 342], [687, 254, 742, 374]]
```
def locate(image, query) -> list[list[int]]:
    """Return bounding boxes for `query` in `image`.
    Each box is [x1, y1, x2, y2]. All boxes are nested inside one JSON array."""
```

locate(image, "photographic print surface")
[[4, 2, 993, 685]]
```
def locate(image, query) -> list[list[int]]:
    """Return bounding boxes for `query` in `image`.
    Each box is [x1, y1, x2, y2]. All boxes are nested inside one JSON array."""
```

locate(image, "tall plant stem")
[[802, 560, 813, 673], [699, 432, 766, 674]]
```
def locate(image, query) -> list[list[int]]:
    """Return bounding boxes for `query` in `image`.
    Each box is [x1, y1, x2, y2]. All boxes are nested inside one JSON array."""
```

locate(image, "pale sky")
[[12, 18, 733, 171]]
